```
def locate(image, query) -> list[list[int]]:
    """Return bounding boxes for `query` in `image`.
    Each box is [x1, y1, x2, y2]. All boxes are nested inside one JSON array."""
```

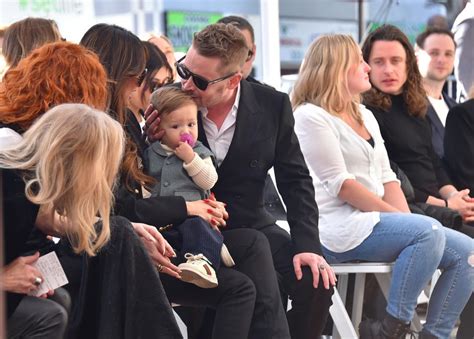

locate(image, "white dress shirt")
[[294, 103, 399, 253], [200, 85, 241, 166]]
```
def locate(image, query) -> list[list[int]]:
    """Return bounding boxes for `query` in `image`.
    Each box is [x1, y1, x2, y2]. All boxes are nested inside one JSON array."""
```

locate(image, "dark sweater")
[[444, 98, 474, 192], [3, 169, 40, 317], [367, 95, 451, 202]]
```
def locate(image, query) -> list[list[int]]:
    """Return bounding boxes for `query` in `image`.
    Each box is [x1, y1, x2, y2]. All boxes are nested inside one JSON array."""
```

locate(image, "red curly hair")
[[0, 41, 107, 131]]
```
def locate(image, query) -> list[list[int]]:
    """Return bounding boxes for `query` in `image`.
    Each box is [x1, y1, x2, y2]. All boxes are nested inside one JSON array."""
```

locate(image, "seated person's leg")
[[260, 224, 333, 339], [223, 228, 290, 339], [8, 296, 68, 339], [422, 227, 473, 338], [161, 265, 256, 339]]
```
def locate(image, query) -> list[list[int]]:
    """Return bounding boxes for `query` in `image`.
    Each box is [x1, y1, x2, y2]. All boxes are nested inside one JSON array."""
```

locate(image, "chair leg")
[[352, 273, 366, 335], [330, 287, 358, 339]]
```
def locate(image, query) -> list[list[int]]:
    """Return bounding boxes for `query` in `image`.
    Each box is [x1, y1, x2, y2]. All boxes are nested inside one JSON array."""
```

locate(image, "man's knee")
[[293, 267, 334, 301]]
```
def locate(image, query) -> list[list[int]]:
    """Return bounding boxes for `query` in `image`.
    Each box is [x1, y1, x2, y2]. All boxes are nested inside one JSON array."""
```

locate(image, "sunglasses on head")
[[175, 55, 237, 91]]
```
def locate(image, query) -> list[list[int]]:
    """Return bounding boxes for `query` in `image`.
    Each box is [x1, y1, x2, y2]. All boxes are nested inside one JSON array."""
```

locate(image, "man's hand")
[[293, 252, 336, 289], [447, 189, 474, 222], [175, 142, 195, 164], [143, 104, 165, 142]]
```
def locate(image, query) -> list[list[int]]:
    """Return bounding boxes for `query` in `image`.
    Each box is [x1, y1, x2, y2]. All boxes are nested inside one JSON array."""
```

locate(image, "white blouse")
[[294, 103, 398, 253]]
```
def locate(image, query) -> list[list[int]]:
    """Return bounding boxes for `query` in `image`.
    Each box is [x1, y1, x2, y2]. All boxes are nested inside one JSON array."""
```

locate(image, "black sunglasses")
[[175, 55, 236, 91]]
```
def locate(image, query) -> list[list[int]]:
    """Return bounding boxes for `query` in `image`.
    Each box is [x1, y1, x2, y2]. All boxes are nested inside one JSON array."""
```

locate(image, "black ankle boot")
[[359, 313, 410, 339], [419, 330, 437, 339]]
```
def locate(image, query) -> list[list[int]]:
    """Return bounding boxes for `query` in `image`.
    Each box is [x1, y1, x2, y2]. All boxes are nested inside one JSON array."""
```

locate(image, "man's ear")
[[414, 43, 421, 62], [228, 73, 243, 89]]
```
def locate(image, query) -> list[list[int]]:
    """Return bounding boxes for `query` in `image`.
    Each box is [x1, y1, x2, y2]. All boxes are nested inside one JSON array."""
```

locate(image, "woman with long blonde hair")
[[292, 34, 473, 339], [2, 104, 124, 338]]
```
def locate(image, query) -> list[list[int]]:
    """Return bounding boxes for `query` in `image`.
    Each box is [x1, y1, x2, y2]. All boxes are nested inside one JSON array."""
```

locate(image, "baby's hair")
[[150, 87, 197, 118]]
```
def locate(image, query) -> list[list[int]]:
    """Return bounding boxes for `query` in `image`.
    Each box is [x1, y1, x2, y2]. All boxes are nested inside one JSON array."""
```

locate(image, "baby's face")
[[159, 104, 198, 149]]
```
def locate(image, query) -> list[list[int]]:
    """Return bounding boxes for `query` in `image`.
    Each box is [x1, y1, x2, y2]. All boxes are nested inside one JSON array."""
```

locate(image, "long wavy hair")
[[2, 17, 62, 67], [361, 25, 427, 117], [80, 24, 153, 189], [292, 34, 363, 123], [0, 104, 125, 256], [0, 41, 108, 132]]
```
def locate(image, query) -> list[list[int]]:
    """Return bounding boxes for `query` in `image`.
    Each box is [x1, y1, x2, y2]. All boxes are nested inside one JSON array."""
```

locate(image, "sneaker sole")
[[180, 267, 218, 288]]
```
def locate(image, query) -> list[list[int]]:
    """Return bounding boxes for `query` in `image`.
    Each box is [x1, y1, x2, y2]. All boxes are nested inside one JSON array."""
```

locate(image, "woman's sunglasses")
[[175, 55, 236, 91]]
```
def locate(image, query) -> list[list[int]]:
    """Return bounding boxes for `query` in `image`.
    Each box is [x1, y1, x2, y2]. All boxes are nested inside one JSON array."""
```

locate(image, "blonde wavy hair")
[[0, 104, 125, 256], [291, 34, 363, 123]]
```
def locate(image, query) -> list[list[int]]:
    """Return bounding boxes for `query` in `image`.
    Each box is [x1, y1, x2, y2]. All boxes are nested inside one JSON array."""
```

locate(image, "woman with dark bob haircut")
[[362, 24, 474, 339]]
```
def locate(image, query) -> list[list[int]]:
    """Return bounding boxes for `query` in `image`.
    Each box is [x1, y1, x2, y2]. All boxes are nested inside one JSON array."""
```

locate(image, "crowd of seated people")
[[0, 14, 472, 339]]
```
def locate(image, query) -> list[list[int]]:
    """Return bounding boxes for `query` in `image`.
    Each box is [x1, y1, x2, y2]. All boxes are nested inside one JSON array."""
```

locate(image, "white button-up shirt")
[[200, 85, 241, 167], [294, 103, 399, 253]]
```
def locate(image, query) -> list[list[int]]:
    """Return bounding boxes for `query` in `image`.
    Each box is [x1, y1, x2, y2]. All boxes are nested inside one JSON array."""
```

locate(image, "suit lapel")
[[427, 103, 444, 136], [197, 111, 210, 149], [443, 92, 457, 109], [218, 80, 262, 172]]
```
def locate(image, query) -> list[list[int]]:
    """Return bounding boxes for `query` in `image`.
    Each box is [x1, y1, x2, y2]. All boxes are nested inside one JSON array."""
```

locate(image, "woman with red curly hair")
[[0, 41, 107, 146]]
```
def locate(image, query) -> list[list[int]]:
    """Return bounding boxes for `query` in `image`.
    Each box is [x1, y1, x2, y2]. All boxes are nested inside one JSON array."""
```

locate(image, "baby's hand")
[[175, 142, 195, 164]]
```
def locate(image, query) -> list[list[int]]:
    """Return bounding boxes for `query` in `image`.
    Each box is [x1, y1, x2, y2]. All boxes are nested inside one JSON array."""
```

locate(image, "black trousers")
[[259, 224, 333, 339], [8, 296, 68, 339], [179, 225, 333, 339], [164, 216, 223, 269], [163, 228, 287, 339]]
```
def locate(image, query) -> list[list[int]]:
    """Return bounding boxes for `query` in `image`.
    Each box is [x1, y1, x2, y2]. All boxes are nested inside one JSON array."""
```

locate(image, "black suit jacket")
[[198, 80, 322, 255], [426, 92, 457, 158], [444, 98, 474, 192]]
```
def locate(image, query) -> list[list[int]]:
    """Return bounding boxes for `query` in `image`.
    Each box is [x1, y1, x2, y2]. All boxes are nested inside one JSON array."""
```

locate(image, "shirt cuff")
[[322, 172, 356, 197]]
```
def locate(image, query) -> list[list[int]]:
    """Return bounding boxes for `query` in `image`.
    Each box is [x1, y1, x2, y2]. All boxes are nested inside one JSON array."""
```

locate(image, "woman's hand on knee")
[[131, 222, 181, 279]]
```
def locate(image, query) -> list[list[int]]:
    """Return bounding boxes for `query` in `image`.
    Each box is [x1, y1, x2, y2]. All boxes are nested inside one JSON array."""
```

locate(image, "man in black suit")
[[217, 15, 288, 221], [147, 23, 335, 339], [416, 28, 458, 158]]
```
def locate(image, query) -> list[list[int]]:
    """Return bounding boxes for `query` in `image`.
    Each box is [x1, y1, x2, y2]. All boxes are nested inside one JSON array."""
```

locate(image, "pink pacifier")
[[180, 133, 195, 147]]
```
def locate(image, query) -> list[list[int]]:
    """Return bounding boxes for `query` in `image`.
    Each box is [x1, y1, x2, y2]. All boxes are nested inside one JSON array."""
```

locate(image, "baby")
[[145, 86, 233, 288]]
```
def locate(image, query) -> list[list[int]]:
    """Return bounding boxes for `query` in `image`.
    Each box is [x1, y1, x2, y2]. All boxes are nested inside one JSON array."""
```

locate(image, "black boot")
[[419, 329, 437, 339], [359, 313, 410, 339]]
